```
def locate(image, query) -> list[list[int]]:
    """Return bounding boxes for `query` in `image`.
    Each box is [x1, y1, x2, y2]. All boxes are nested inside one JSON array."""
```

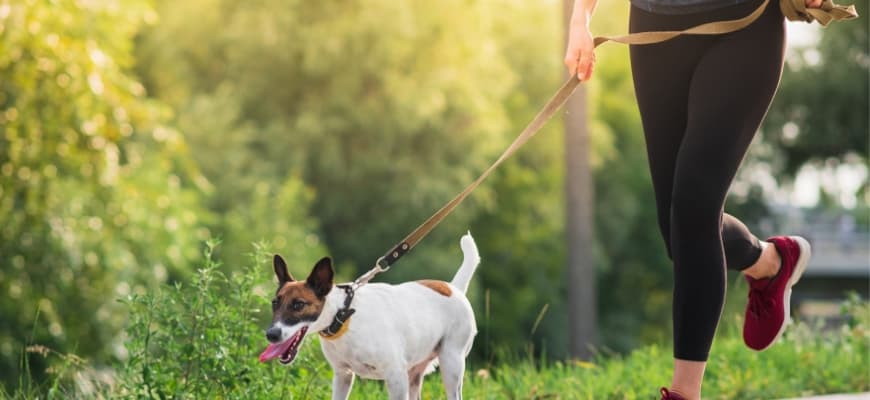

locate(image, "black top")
[[630, 0, 752, 14]]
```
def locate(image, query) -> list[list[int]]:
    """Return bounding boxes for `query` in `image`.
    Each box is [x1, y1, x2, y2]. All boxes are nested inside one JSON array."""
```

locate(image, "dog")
[[259, 233, 481, 400]]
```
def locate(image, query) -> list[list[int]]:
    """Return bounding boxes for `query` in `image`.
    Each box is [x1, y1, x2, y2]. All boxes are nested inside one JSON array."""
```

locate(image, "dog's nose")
[[265, 327, 282, 343]]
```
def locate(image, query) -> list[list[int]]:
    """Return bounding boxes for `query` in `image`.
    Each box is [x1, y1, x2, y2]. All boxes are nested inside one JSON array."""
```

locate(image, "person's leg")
[[629, 6, 723, 400], [628, 8, 773, 276], [723, 212, 782, 278], [667, 0, 786, 397], [723, 213, 765, 271], [629, 8, 713, 398], [629, 5, 708, 262]]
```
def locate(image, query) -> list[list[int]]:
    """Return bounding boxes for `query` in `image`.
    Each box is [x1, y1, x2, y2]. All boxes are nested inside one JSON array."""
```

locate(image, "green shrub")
[[114, 240, 334, 399]]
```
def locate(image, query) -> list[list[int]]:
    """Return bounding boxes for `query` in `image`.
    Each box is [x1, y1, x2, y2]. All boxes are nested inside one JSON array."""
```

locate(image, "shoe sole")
[[755, 236, 811, 351]]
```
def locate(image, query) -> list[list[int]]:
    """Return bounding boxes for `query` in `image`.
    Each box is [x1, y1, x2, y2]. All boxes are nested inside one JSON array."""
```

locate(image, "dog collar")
[[319, 284, 355, 340]]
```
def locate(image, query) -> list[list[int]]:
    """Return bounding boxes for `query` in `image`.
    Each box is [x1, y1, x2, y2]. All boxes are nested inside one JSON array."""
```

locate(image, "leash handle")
[[370, 0, 775, 274], [781, 0, 858, 25]]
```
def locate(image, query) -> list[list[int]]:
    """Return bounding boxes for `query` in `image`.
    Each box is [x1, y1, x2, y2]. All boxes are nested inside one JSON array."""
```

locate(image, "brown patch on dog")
[[272, 281, 325, 325], [417, 280, 452, 297]]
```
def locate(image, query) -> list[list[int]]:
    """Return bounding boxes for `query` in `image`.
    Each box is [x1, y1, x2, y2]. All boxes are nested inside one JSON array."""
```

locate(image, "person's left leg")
[[722, 213, 787, 280], [666, 1, 786, 398]]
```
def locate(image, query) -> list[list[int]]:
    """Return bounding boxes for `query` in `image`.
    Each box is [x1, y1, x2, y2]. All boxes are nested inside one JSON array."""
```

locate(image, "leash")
[[359, 0, 774, 284], [320, 0, 858, 338]]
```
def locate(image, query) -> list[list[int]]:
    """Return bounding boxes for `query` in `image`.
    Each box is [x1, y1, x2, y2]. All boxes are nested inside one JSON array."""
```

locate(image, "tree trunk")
[[563, 0, 598, 360]]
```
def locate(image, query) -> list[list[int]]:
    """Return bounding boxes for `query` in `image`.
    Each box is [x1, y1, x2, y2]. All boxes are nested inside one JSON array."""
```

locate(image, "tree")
[[563, 0, 599, 360], [0, 0, 207, 388], [763, 0, 869, 175]]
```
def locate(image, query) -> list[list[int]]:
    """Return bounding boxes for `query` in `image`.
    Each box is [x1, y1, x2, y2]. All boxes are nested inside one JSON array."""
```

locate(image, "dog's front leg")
[[331, 368, 355, 400], [385, 370, 410, 400]]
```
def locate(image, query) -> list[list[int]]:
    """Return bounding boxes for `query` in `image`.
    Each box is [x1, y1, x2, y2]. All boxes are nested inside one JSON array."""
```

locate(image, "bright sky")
[[786, 21, 822, 47], [776, 23, 866, 209]]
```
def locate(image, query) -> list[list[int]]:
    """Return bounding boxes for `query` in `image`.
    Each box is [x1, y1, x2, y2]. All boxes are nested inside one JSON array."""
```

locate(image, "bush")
[[115, 240, 333, 399]]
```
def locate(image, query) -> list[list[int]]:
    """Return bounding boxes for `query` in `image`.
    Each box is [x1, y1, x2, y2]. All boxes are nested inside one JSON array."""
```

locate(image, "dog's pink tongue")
[[259, 340, 291, 363]]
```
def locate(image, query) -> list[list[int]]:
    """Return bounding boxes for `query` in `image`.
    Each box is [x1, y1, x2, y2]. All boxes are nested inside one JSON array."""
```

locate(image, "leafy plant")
[[116, 240, 332, 399], [0, 0, 208, 389]]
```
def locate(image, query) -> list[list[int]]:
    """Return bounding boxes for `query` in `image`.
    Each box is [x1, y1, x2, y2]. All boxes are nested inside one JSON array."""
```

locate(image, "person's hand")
[[564, 17, 596, 81], [805, 0, 823, 8]]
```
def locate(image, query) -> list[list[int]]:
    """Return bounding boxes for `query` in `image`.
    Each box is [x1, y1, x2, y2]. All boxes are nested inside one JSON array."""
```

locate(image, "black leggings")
[[629, 0, 786, 361]]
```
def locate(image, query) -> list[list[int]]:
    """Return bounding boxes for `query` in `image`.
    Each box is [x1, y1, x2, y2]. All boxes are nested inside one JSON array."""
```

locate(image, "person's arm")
[[564, 0, 599, 81]]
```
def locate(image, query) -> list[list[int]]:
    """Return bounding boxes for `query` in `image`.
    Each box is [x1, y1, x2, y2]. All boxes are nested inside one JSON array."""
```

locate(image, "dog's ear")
[[273, 254, 294, 284], [306, 257, 334, 298]]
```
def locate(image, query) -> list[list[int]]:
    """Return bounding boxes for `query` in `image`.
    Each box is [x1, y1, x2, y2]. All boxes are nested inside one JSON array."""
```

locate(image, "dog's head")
[[258, 254, 333, 364]]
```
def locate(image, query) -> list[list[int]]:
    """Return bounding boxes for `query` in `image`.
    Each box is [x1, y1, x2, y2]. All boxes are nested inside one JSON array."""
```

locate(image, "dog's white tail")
[[450, 232, 480, 294]]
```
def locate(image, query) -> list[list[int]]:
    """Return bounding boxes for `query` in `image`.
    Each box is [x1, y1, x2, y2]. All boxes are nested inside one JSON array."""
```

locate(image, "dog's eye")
[[271, 298, 278, 310], [291, 300, 305, 311]]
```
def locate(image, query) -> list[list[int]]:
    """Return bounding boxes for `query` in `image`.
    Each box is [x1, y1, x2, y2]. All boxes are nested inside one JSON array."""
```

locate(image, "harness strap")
[[320, 284, 356, 339]]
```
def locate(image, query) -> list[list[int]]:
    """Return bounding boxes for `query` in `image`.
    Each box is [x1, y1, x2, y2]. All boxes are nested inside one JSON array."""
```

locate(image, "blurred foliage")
[[764, 0, 869, 175], [0, 0, 210, 388], [585, 2, 676, 352], [0, 0, 325, 391], [469, 0, 570, 359], [134, 0, 514, 277]]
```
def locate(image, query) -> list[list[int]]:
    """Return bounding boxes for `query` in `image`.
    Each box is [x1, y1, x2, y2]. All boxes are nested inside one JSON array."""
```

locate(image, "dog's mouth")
[[258, 326, 308, 364]]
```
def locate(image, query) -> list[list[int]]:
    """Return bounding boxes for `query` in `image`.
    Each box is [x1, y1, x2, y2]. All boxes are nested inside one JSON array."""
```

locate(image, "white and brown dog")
[[259, 233, 480, 400]]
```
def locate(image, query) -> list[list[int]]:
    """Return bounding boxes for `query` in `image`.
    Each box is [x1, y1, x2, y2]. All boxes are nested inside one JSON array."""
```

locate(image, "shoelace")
[[747, 286, 775, 319]]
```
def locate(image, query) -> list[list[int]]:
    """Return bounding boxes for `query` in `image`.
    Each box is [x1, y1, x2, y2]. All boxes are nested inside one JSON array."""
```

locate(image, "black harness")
[[320, 284, 356, 338]]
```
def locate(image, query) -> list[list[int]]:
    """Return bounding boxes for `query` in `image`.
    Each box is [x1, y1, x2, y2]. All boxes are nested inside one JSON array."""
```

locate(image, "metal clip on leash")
[[352, 258, 389, 288], [352, 241, 411, 288]]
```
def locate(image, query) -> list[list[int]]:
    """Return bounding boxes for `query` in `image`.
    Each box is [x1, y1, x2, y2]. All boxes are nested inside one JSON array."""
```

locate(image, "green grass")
[[5, 244, 868, 399]]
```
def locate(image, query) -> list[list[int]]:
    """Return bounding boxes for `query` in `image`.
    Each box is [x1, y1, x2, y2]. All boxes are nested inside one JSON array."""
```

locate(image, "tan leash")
[[354, 0, 857, 286], [781, 0, 857, 25]]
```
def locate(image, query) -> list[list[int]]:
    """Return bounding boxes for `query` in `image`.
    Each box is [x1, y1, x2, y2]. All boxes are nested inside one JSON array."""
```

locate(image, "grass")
[[4, 243, 868, 399]]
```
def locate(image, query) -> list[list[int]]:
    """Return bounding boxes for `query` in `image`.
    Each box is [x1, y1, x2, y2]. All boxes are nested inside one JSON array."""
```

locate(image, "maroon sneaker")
[[743, 236, 811, 351], [660, 388, 688, 400]]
